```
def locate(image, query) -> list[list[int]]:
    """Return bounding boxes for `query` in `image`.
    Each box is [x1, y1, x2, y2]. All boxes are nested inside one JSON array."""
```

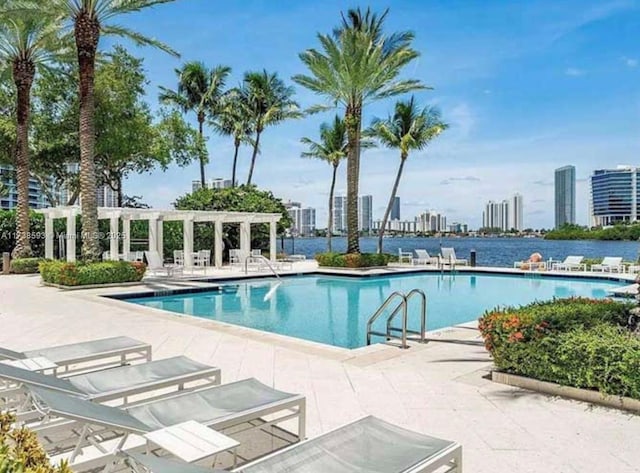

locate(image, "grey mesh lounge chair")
[[27, 379, 305, 472], [124, 416, 462, 473], [0, 356, 221, 412], [439, 247, 468, 267], [0, 336, 151, 375]]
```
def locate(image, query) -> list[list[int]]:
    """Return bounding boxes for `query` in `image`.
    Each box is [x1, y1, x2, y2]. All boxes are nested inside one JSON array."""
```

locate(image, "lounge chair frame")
[[0, 336, 152, 376]]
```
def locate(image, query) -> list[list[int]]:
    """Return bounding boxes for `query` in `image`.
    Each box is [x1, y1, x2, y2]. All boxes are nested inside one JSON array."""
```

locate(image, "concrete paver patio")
[[1, 274, 638, 472]]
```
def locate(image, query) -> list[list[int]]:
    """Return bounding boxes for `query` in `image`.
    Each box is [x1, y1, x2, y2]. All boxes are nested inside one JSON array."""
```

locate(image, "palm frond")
[[101, 24, 178, 57]]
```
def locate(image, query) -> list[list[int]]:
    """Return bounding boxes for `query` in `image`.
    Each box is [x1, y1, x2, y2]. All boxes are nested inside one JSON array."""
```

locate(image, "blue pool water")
[[125, 273, 624, 349]]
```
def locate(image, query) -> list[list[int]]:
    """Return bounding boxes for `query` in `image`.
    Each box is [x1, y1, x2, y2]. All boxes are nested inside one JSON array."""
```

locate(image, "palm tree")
[[368, 97, 447, 253], [300, 116, 347, 252], [0, 7, 63, 258], [159, 62, 231, 187], [242, 70, 301, 185], [43, 0, 178, 262], [212, 89, 252, 187], [293, 7, 426, 254]]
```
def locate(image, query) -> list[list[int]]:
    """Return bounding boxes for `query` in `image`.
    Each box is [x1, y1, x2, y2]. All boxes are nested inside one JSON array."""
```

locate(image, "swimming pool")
[[123, 273, 623, 349]]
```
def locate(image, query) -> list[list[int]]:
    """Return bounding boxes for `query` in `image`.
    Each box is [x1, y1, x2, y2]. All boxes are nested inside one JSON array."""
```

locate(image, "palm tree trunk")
[[377, 154, 407, 254], [231, 137, 240, 187], [198, 116, 206, 186], [345, 103, 362, 254], [247, 128, 261, 186], [327, 162, 338, 253], [76, 12, 101, 262], [11, 59, 35, 259]]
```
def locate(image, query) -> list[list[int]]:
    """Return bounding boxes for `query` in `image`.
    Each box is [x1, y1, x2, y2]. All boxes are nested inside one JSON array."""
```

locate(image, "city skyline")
[[116, 0, 639, 229]]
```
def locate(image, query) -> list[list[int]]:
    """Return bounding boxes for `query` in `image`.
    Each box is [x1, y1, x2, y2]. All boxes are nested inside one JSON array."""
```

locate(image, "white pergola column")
[[122, 218, 131, 257], [148, 217, 158, 256], [66, 214, 76, 262], [214, 220, 223, 268], [269, 220, 277, 262], [183, 218, 194, 267], [109, 216, 119, 260], [44, 217, 54, 260], [240, 220, 251, 262], [157, 219, 164, 260]]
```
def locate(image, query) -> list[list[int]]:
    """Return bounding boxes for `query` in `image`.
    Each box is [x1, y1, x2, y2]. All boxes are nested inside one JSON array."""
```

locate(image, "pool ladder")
[[366, 289, 427, 349]]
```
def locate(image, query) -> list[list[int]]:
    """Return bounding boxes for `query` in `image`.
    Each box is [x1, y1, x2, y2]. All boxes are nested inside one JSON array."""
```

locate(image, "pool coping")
[[105, 267, 633, 301]]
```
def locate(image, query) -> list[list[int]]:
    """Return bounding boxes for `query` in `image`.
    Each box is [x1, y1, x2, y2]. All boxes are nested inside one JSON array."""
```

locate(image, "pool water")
[[125, 273, 623, 349]]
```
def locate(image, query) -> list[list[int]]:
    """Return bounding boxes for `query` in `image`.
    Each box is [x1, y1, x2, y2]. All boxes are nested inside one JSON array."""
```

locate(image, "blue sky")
[[114, 0, 640, 229]]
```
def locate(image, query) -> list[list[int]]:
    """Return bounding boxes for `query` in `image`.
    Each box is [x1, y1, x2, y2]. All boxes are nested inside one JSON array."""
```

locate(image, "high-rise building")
[[555, 165, 576, 228], [510, 193, 524, 231], [417, 210, 446, 232], [332, 195, 347, 234], [192, 178, 232, 192], [358, 195, 373, 233], [590, 165, 640, 226], [0, 165, 54, 210], [96, 185, 118, 207], [390, 196, 400, 220], [285, 201, 316, 236], [483, 194, 523, 231]]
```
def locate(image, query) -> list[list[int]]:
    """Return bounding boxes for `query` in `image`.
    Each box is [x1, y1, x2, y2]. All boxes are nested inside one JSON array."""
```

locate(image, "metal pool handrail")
[[366, 289, 427, 349]]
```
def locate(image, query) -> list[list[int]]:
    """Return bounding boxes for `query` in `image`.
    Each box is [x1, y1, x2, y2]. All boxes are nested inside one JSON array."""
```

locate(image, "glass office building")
[[554, 165, 575, 228], [590, 166, 640, 226]]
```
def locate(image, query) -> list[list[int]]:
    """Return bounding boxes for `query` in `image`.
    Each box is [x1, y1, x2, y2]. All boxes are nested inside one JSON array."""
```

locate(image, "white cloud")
[[564, 67, 585, 76], [623, 57, 638, 68]]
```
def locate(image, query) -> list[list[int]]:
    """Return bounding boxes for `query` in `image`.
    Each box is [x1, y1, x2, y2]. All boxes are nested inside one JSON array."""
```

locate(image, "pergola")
[[36, 206, 282, 268]]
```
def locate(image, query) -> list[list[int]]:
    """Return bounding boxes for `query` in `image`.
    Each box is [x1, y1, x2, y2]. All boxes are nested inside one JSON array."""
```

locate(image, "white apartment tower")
[[483, 194, 524, 231], [358, 195, 373, 233]]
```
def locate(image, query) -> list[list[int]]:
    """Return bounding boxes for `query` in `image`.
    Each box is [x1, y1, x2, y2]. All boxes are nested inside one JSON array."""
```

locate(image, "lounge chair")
[[414, 249, 439, 266], [552, 256, 586, 272], [398, 248, 413, 265], [145, 251, 183, 277], [590, 257, 624, 273], [27, 378, 305, 471], [0, 356, 220, 411], [125, 416, 462, 473], [440, 247, 468, 266], [0, 336, 151, 375]]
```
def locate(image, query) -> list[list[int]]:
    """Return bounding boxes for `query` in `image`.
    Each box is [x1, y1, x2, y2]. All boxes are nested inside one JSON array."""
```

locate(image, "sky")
[[112, 0, 640, 230]]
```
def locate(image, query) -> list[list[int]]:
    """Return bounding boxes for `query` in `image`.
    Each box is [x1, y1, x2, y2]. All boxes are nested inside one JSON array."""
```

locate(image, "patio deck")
[[1, 273, 638, 472]]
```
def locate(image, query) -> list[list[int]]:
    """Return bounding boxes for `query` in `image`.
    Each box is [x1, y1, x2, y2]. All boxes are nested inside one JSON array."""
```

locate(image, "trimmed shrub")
[[39, 260, 146, 287], [10, 258, 48, 274], [315, 252, 398, 268], [479, 298, 640, 399]]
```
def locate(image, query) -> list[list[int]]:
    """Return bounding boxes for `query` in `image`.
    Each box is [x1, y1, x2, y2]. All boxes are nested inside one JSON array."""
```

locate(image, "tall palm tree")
[[0, 7, 63, 258], [43, 0, 178, 262], [293, 7, 426, 254], [368, 97, 447, 253], [212, 89, 252, 187], [242, 70, 301, 185], [300, 116, 347, 252], [159, 62, 231, 187]]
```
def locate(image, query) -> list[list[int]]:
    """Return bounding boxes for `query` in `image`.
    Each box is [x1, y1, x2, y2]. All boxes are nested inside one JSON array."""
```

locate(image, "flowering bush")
[[479, 298, 640, 399]]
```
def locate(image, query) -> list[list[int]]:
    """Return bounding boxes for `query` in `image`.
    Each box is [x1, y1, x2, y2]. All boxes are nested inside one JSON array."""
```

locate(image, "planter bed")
[[492, 370, 640, 414], [42, 281, 145, 291]]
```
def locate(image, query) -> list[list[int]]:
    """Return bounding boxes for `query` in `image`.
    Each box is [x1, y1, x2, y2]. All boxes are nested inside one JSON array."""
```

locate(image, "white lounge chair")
[[145, 251, 183, 277], [125, 416, 462, 473], [440, 247, 468, 266], [590, 257, 624, 273], [552, 256, 586, 272], [27, 379, 306, 471], [229, 249, 242, 266], [398, 248, 413, 265], [0, 336, 151, 376], [0, 356, 220, 410], [414, 249, 439, 266]]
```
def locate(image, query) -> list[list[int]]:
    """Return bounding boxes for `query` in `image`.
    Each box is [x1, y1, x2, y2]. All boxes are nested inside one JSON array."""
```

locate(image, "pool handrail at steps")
[[366, 289, 427, 349]]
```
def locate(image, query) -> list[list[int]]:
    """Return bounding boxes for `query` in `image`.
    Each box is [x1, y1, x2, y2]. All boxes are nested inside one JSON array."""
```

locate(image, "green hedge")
[[10, 257, 49, 274], [39, 260, 146, 286], [315, 252, 398, 268], [479, 298, 640, 399]]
